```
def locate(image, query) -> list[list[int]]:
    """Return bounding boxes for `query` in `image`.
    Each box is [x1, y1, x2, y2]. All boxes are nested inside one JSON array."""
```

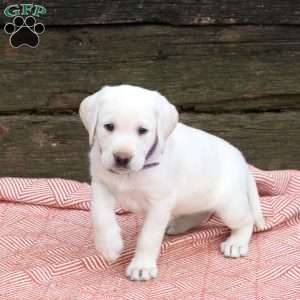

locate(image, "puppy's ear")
[[153, 91, 178, 151], [79, 87, 108, 146]]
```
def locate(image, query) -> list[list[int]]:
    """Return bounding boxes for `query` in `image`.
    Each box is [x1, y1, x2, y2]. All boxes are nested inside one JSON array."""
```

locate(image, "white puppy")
[[79, 85, 265, 281]]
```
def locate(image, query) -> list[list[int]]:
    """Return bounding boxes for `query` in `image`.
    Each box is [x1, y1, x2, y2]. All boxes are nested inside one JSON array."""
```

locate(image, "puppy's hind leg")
[[166, 212, 211, 235], [217, 194, 254, 258]]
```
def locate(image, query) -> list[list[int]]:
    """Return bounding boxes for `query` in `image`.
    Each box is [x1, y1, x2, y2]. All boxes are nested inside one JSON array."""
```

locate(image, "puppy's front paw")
[[126, 258, 158, 281], [95, 232, 123, 263], [221, 239, 248, 258]]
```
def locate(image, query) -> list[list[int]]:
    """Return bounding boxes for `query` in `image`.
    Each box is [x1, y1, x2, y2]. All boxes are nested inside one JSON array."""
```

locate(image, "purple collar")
[[143, 135, 160, 169]]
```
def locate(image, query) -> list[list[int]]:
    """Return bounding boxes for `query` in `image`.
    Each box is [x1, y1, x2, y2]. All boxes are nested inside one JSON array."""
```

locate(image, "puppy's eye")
[[138, 127, 148, 135], [104, 123, 114, 132]]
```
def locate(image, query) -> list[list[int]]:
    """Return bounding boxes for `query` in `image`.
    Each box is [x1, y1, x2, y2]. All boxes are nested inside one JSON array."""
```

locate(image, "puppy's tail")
[[248, 173, 265, 230]]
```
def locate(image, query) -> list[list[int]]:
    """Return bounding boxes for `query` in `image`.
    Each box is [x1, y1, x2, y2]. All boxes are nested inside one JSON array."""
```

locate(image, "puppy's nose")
[[113, 152, 132, 167]]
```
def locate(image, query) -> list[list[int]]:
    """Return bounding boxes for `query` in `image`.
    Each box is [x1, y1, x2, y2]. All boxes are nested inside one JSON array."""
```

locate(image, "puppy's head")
[[79, 85, 178, 174]]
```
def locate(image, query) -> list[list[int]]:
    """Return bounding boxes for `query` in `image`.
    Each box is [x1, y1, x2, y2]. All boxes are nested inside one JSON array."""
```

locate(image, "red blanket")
[[0, 166, 299, 299]]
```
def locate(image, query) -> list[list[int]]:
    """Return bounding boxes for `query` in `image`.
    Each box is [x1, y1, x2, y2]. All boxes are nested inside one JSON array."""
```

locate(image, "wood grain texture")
[[1, 0, 300, 25], [1, 25, 300, 113], [0, 114, 90, 181], [0, 112, 299, 182]]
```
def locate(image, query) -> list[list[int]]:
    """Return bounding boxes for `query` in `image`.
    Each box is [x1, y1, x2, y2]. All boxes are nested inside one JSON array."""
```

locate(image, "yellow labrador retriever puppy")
[[79, 85, 264, 281]]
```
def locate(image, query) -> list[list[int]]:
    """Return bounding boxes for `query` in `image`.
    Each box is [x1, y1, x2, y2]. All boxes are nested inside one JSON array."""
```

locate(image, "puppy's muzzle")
[[113, 152, 132, 168]]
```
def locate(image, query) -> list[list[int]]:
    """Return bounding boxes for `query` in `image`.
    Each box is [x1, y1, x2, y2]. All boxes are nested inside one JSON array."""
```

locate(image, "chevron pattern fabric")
[[0, 166, 299, 299]]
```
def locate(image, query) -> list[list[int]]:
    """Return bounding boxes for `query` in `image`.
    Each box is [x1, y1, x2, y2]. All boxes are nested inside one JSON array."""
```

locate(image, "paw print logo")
[[4, 16, 45, 48]]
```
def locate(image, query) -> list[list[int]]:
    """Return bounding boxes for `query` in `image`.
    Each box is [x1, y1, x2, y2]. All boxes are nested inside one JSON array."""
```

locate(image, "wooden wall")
[[0, 1, 299, 182]]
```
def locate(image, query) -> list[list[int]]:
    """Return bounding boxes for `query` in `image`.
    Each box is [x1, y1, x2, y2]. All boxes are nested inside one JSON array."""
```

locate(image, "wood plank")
[[0, 115, 90, 182], [1, 25, 300, 113], [0, 112, 299, 182], [1, 1, 300, 25]]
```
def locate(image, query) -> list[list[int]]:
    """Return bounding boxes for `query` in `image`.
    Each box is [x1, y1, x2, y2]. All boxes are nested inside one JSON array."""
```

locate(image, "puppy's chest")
[[103, 176, 152, 214], [115, 190, 150, 214]]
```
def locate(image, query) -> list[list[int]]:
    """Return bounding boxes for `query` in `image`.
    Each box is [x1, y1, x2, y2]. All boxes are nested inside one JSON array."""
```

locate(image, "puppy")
[[79, 85, 265, 281]]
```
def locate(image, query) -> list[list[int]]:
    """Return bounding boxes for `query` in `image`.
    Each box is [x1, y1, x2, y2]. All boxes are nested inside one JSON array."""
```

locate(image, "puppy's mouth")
[[109, 167, 131, 175]]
